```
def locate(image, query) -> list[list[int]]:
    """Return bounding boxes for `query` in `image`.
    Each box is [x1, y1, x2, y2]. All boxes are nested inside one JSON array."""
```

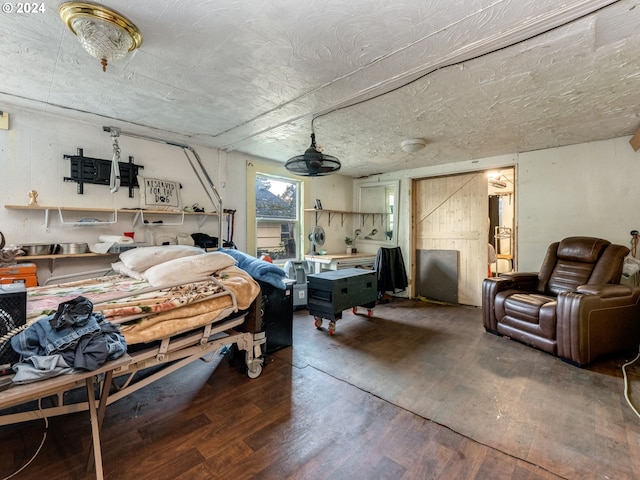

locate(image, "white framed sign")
[[140, 177, 181, 210]]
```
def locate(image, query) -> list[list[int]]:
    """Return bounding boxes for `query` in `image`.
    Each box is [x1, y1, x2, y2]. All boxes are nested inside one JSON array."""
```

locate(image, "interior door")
[[413, 172, 488, 306]]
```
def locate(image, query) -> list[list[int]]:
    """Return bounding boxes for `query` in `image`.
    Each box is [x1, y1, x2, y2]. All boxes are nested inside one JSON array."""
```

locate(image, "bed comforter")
[[26, 265, 260, 344]]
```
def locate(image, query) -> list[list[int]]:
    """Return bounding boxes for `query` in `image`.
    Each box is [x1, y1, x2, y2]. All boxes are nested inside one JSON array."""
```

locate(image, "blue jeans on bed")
[[11, 313, 127, 363], [12, 313, 103, 357]]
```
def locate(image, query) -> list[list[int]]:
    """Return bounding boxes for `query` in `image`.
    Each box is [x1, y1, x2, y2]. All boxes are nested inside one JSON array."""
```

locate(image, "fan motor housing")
[[309, 225, 326, 253], [285, 133, 341, 176], [310, 226, 325, 243]]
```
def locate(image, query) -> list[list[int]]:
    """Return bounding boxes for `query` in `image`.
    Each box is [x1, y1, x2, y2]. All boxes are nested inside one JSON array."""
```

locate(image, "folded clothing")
[[11, 296, 127, 384]]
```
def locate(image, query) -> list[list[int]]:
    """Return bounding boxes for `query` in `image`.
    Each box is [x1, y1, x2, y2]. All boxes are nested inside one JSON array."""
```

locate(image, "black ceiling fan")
[[285, 132, 341, 177]]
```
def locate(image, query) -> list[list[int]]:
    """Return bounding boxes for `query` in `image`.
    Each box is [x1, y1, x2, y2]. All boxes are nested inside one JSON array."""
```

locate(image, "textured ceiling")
[[1, 0, 639, 177]]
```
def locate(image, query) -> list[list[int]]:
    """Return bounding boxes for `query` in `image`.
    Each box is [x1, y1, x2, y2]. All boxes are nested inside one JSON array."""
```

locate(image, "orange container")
[[0, 262, 38, 287]]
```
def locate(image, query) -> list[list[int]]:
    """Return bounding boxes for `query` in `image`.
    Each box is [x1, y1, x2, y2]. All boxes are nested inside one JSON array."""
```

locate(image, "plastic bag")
[[49, 296, 93, 330], [622, 256, 640, 279]]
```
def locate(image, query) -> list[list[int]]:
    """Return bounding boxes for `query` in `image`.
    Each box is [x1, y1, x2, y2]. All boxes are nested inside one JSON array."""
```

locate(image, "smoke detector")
[[400, 138, 427, 153]]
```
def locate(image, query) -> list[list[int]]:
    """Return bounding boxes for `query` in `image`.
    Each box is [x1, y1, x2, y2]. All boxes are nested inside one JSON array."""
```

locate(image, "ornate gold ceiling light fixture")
[[59, 2, 143, 72]]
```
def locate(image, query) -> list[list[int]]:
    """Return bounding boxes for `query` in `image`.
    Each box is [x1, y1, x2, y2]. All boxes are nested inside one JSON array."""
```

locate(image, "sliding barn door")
[[413, 172, 488, 306]]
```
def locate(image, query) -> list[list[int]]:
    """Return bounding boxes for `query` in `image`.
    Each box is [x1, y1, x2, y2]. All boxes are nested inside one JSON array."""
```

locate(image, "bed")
[[0, 246, 281, 478], [20, 247, 268, 377]]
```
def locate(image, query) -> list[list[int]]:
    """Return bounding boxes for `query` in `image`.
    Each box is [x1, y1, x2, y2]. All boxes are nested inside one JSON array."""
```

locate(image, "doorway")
[[487, 168, 515, 277], [412, 167, 516, 307]]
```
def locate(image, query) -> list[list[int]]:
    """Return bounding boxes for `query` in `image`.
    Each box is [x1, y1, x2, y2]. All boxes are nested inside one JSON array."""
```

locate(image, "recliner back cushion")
[[589, 244, 629, 284], [541, 237, 610, 295], [547, 259, 598, 295], [556, 237, 609, 263]]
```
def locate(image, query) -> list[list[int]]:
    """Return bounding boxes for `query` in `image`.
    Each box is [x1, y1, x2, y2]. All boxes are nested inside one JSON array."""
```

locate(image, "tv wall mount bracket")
[[63, 147, 144, 197]]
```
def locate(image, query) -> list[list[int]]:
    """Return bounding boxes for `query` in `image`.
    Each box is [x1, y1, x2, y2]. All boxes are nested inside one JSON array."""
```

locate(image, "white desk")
[[305, 253, 376, 274]]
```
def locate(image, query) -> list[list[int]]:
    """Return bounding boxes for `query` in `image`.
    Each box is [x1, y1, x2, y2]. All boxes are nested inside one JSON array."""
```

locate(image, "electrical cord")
[[0, 323, 29, 347], [2, 399, 48, 480], [622, 349, 640, 419], [311, 0, 623, 126], [210, 0, 623, 146]]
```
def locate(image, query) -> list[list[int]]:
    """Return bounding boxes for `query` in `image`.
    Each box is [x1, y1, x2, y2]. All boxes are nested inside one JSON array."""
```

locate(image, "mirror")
[[356, 180, 398, 246]]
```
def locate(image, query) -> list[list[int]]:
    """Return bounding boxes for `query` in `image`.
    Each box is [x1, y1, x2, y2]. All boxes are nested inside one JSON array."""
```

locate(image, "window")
[[255, 174, 300, 262]]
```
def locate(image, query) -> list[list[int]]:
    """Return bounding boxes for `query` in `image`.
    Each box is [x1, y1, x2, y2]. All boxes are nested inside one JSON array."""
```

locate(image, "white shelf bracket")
[[57, 208, 117, 227]]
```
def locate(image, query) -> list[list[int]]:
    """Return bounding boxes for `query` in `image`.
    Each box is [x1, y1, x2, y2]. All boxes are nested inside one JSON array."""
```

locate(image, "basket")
[[0, 283, 27, 367]]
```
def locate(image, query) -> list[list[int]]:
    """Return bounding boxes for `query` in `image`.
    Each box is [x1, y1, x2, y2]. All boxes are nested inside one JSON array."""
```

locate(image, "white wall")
[[246, 157, 354, 256], [304, 174, 354, 254], [4, 106, 638, 288], [516, 137, 637, 269], [0, 106, 353, 283], [369, 136, 639, 293], [0, 107, 247, 282]]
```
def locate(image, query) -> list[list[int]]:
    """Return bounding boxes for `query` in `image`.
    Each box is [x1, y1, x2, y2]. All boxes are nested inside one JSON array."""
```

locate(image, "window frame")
[[255, 173, 302, 264]]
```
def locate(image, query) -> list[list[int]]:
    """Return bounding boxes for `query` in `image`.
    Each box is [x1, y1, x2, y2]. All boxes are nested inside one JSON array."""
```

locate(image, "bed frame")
[[0, 281, 265, 479], [0, 307, 265, 420], [1, 129, 262, 478]]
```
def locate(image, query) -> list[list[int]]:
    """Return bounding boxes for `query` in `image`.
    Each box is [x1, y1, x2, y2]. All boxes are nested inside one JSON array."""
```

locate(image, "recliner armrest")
[[556, 285, 640, 365], [495, 272, 539, 291], [482, 274, 538, 332], [499, 272, 539, 280], [576, 284, 633, 298]]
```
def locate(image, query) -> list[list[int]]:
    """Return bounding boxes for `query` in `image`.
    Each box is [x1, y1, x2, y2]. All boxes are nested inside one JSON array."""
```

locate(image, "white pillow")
[[144, 251, 237, 287], [119, 245, 204, 272], [111, 261, 145, 280]]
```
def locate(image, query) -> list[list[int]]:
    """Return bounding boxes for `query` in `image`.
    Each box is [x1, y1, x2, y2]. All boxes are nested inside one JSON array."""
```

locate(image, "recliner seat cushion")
[[496, 292, 557, 339]]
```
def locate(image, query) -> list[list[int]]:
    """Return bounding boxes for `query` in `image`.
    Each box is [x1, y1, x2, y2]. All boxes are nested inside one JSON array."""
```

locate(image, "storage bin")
[[0, 263, 38, 287], [308, 268, 377, 320]]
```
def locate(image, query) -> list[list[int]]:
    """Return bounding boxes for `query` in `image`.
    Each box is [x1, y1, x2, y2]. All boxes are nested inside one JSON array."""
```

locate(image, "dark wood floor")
[[1, 298, 638, 479]]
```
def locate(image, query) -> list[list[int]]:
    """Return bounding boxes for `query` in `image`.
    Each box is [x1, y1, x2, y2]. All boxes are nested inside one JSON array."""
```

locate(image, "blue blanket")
[[219, 248, 287, 290]]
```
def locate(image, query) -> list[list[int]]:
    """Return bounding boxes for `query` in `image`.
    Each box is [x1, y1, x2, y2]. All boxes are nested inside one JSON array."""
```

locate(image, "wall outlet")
[[0, 111, 8, 130]]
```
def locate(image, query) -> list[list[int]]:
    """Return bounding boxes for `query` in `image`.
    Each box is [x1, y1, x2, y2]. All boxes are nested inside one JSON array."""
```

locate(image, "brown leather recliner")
[[482, 236, 640, 366]]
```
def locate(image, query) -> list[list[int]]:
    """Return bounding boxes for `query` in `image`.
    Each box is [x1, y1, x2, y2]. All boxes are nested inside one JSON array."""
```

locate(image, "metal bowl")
[[17, 243, 56, 256], [56, 242, 89, 254]]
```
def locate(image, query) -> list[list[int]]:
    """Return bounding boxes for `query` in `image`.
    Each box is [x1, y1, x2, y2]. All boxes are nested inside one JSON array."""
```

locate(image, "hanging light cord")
[[310, 0, 621, 127], [110, 130, 121, 194], [622, 229, 640, 418]]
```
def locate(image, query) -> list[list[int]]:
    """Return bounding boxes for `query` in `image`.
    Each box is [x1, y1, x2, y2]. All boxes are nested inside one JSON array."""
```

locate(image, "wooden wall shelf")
[[4, 205, 219, 230], [304, 208, 387, 227]]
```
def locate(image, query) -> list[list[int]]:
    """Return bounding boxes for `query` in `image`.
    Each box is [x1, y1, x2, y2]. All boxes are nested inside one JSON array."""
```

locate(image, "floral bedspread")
[[26, 266, 261, 344]]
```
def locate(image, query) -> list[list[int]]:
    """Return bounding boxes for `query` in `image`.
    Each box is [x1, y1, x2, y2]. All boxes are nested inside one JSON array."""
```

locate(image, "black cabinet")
[[0, 283, 27, 368], [260, 279, 294, 353], [307, 268, 377, 320]]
